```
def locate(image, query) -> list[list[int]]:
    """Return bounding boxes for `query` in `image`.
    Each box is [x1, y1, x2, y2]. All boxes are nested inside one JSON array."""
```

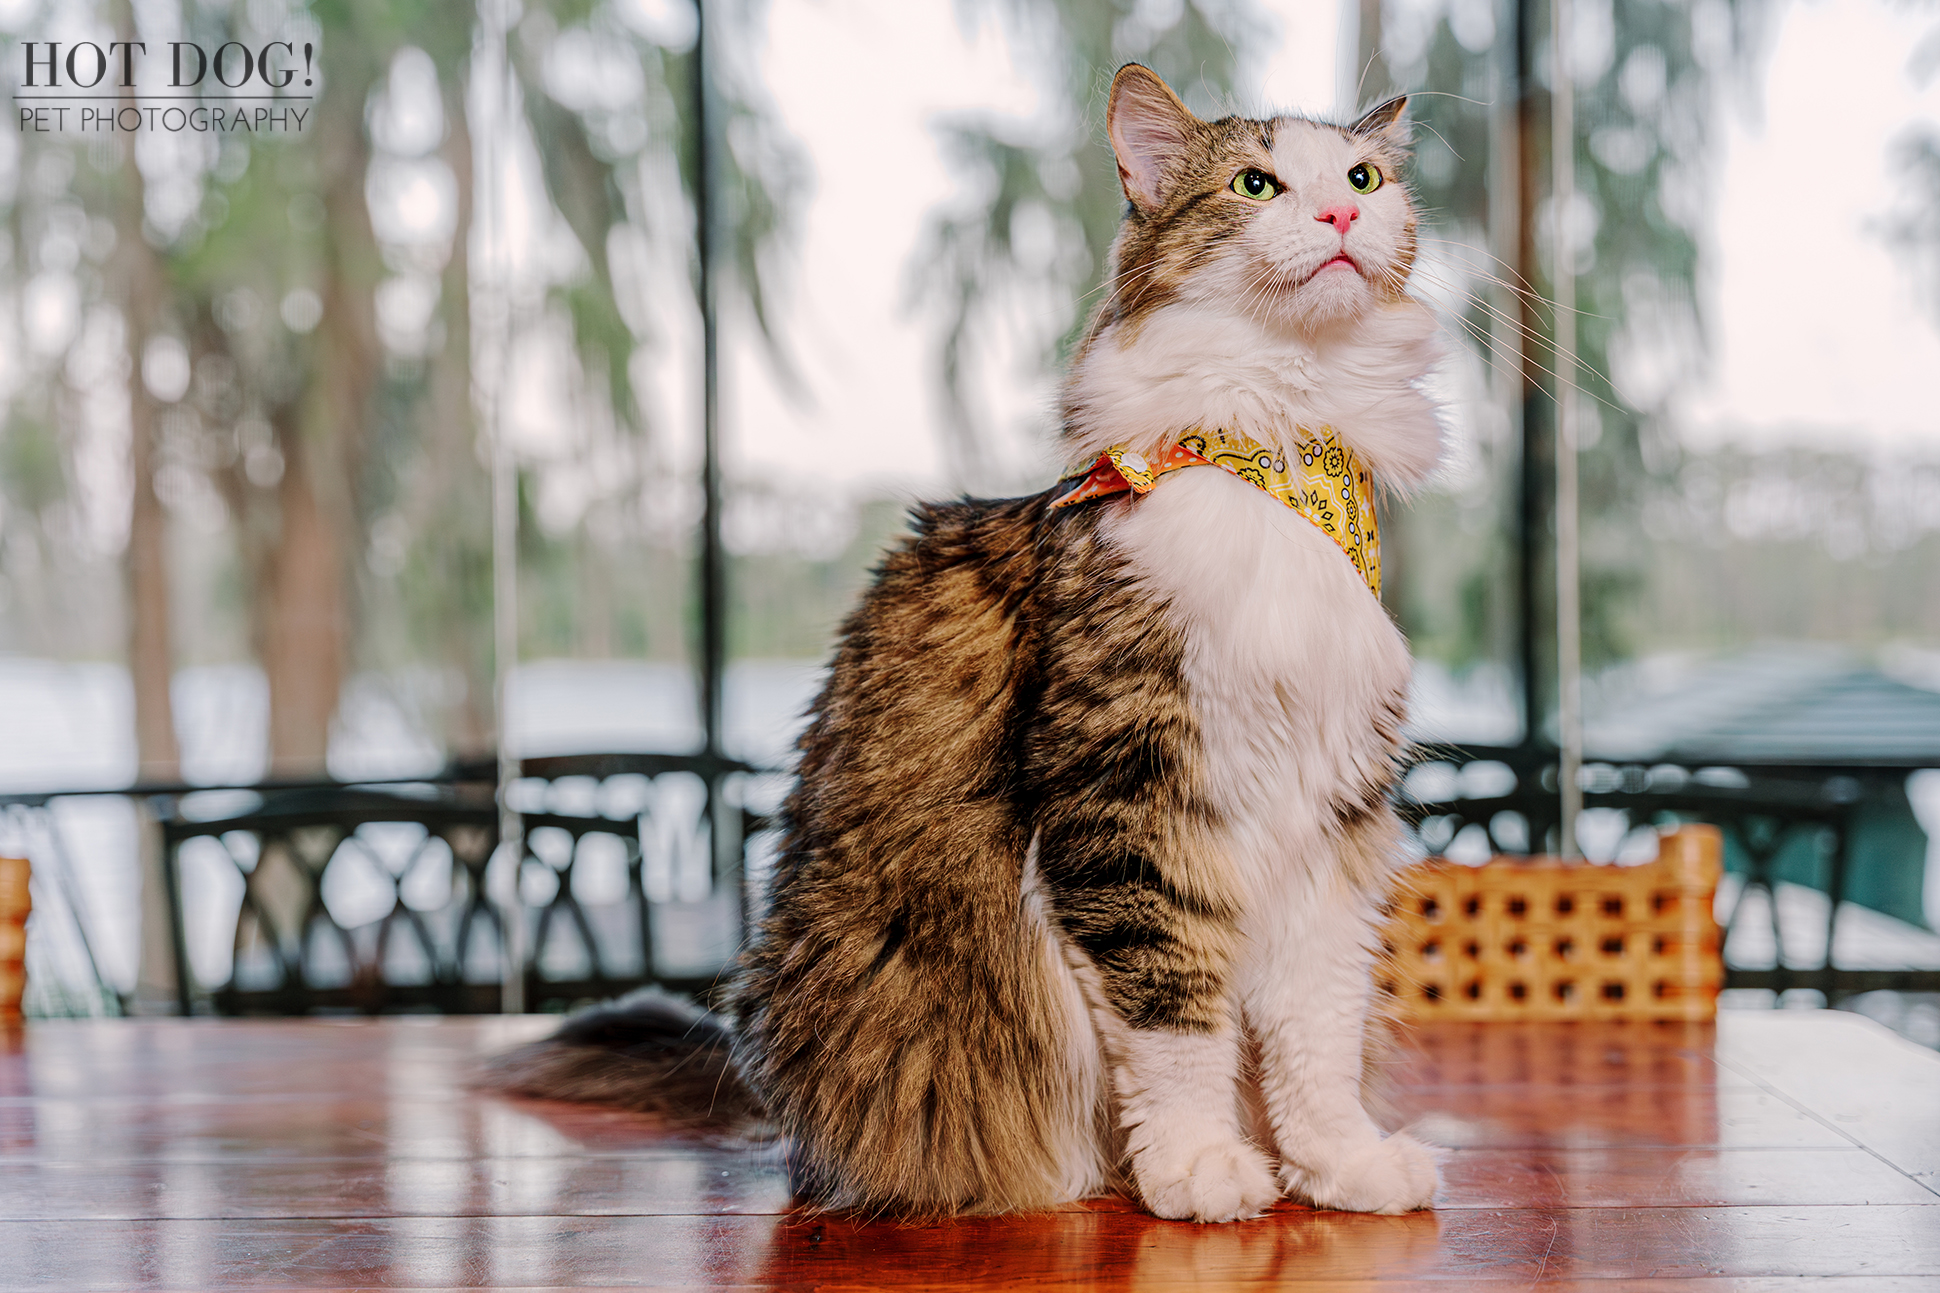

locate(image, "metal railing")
[[151, 754, 777, 1015], [1400, 744, 1940, 998], [5, 745, 1934, 1017], [2, 753, 778, 1016]]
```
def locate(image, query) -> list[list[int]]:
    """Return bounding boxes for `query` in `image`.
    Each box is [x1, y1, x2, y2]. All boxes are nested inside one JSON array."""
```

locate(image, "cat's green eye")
[[1348, 163, 1383, 194], [1231, 168, 1278, 201]]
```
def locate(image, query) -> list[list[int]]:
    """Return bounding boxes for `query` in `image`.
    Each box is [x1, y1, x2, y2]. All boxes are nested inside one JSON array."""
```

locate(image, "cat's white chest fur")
[[1072, 300, 1441, 898], [1102, 468, 1410, 894]]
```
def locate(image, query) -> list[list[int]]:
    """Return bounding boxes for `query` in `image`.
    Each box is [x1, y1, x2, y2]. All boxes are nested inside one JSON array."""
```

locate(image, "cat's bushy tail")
[[479, 989, 767, 1133]]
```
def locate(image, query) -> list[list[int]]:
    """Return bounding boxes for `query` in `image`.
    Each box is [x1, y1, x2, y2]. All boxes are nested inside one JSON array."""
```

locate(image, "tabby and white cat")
[[491, 64, 1444, 1223]]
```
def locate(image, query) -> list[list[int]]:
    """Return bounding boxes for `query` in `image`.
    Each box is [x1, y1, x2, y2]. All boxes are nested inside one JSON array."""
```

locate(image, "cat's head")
[[1092, 64, 1418, 339]]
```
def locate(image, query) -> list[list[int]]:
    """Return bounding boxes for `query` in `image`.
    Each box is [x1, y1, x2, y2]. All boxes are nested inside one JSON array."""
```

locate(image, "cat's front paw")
[[1280, 1132, 1438, 1214], [1134, 1138, 1278, 1223]]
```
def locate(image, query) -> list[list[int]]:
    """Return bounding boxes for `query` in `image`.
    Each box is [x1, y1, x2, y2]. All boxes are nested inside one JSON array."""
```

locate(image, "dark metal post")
[[490, 10, 526, 1016], [155, 806, 194, 1017], [1551, 0, 1583, 858], [691, 3, 741, 931], [693, 0, 726, 761], [632, 837, 658, 981], [1488, 0, 1527, 753], [1514, 0, 1550, 763], [1820, 819, 1849, 1000]]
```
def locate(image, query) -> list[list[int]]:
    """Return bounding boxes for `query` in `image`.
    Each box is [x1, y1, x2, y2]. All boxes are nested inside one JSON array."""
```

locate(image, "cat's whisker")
[[1408, 118, 1465, 164], [1391, 89, 1495, 110], [1223, 260, 1276, 322], [1412, 234, 1548, 305], [1427, 289, 1627, 410], [1446, 265, 1613, 329], [1235, 267, 1285, 324], [1090, 257, 1170, 321], [1423, 295, 1629, 416], [1076, 261, 1148, 321], [1397, 259, 1586, 384], [1414, 237, 1613, 323], [1435, 307, 1529, 384], [1406, 258, 1559, 326], [1405, 263, 1608, 374], [1085, 257, 1165, 308], [1406, 225, 1591, 329], [1427, 296, 1586, 393], [1408, 268, 1573, 364]]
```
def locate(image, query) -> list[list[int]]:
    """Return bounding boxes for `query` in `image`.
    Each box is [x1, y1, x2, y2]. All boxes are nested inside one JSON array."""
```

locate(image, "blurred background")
[[1, 0, 1936, 1039]]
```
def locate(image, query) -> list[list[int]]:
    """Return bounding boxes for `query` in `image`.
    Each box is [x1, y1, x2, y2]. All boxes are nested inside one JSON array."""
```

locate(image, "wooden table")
[[2, 1012, 1936, 1289]]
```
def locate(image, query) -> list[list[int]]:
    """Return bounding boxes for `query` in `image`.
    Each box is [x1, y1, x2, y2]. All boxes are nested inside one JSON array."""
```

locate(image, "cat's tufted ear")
[[1351, 95, 1410, 140], [1108, 64, 1200, 212]]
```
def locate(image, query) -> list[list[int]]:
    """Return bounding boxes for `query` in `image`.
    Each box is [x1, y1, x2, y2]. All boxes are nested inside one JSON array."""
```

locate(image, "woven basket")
[[0, 856, 28, 1023], [1379, 825, 1723, 1022]]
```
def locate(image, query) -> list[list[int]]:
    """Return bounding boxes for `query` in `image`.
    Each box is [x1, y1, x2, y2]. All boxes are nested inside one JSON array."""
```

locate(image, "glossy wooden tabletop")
[[2, 1011, 1936, 1291]]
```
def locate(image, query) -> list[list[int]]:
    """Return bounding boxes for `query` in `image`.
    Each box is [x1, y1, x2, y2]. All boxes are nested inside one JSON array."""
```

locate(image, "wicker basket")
[[0, 856, 27, 1023], [1379, 825, 1723, 1022]]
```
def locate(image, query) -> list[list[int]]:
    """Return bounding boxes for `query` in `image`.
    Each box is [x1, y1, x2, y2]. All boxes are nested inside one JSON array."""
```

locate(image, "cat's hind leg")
[[1238, 814, 1438, 1215]]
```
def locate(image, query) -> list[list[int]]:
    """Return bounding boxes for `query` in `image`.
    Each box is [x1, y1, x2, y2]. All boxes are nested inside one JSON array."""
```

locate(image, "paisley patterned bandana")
[[1052, 425, 1382, 597]]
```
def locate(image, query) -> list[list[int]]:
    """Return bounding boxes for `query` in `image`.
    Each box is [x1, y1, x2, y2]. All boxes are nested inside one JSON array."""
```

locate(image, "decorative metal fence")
[[3, 746, 1934, 1017], [150, 753, 779, 1016]]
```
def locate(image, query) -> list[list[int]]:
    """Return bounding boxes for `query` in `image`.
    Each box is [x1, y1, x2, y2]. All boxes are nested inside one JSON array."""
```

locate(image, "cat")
[[488, 63, 1444, 1224]]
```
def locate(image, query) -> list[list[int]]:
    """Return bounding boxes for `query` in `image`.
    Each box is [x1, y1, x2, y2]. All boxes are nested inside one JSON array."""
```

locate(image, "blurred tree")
[[1894, 132, 1940, 303], [0, 38, 132, 670], [1358, 0, 1771, 698], [407, 53, 493, 755], [496, 0, 800, 703], [151, 2, 454, 776], [1887, 24, 1940, 328], [112, 0, 800, 776], [258, 2, 387, 775], [915, 0, 1264, 490], [113, 0, 180, 784], [509, 0, 799, 432]]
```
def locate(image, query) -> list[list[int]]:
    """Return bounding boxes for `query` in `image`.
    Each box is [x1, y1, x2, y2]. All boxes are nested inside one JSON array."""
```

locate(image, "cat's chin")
[[1243, 274, 1379, 337], [1287, 272, 1379, 331]]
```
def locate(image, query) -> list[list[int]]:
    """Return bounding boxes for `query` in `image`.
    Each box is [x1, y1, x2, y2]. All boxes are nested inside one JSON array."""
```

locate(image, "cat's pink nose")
[[1316, 205, 1359, 232]]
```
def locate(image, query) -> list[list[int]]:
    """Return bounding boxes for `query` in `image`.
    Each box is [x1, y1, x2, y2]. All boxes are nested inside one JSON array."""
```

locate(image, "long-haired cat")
[[489, 64, 1443, 1223]]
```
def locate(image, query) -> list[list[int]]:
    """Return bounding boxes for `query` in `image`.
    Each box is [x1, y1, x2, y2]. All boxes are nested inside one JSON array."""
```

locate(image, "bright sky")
[[727, 0, 1940, 497], [1682, 0, 1940, 448]]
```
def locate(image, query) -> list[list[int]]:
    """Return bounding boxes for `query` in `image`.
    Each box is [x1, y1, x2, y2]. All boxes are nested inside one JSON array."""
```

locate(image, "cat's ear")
[[1108, 64, 1200, 212], [1352, 95, 1410, 140]]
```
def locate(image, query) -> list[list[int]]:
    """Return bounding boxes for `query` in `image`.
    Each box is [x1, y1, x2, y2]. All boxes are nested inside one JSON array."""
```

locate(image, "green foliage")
[[1887, 122, 1940, 325], [107, 1, 794, 747], [0, 412, 64, 515], [513, 0, 804, 428], [729, 497, 911, 659], [514, 26, 645, 425]]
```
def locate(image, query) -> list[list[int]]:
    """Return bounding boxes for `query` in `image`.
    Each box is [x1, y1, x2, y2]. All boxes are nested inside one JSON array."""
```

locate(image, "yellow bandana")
[[1052, 426, 1382, 597]]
